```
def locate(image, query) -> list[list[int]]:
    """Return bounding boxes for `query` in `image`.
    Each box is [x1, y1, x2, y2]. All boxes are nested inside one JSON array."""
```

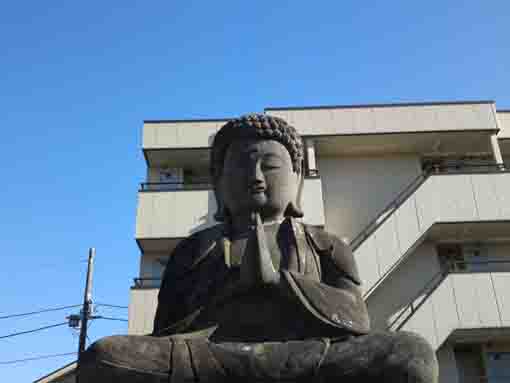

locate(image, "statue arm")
[[320, 234, 362, 287], [153, 237, 197, 336], [280, 228, 370, 334]]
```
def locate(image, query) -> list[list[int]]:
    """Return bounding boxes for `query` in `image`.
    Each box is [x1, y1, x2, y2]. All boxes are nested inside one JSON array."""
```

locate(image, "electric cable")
[[0, 352, 76, 365], [0, 322, 68, 340], [95, 316, 128, 322], [95, 302, 128, 309], [0, 304, 81, 320]]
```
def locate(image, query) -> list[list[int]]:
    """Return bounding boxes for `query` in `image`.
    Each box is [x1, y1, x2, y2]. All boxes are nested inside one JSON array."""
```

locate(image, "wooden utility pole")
[[76, 248, 95, 382]]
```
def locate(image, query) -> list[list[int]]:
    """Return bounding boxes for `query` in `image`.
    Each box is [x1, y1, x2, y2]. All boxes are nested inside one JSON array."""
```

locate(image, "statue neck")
[[229, 212, 285, 237]]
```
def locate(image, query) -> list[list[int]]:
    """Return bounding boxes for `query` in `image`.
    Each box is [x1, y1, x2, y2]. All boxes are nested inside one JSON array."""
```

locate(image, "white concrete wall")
[[401, 271, 510, 350], [136, 190, 218, 239], [300, 177, 325, 226], [355, 172, 510, 295], [267, 103, 497, 136], [318, 154, 421, 242], [136, 178, 325, 240], [366, 242, 441, 329], [128, 288, 159, 335], [367, 242, 510, 330], [143, 104, 498, 150], [143, 120, 226, 149], [497, 112, 510, 139]]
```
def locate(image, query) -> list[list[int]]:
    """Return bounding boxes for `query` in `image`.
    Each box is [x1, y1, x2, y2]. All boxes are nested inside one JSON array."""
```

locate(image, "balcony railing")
[[350, 163, 507, 251], [387, 259, 510, 331], [140, 180, 213, 191], [133, 278, 162, 288], [139, 174, 322, 192]]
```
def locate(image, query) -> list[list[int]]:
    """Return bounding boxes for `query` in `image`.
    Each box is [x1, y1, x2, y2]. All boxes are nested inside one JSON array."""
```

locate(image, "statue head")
[[210, 114, 304, 224]]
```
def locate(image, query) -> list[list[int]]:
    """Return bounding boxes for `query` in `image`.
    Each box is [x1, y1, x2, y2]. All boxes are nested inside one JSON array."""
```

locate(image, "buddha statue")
[[79, 114, 438, 382]]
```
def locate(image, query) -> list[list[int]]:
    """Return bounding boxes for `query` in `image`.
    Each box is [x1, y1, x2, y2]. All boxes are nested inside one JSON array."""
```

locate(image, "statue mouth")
[[250, 186, 266, 194]]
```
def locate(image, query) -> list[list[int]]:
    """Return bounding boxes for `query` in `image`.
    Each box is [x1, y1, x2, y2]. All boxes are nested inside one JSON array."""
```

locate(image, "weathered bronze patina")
[[80, 114, 438, 382]]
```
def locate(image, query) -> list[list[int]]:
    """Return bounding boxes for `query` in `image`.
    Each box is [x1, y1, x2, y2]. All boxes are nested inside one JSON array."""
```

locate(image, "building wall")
[[366, 241, 441, 330], [367, 241, 510, 331], [143, 120, 226, 149], [136, 190, 218, 239], [128, 288, 159, 335], [136, 178, 325, 240], [267, 103, 497, 136], [354, 172, 510, 295], [317, 154, 422, 241], [401, 271, 510, 350]]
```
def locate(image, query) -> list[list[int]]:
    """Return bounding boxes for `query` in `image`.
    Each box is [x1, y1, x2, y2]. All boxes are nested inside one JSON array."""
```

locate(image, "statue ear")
[[284, 170, 304, 218], [213, 178, 233, 223], [213, 180, 226, 222]]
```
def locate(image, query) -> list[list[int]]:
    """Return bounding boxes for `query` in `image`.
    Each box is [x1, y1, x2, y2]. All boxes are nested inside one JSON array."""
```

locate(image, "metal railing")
[[140, 181, 212, 191], [133, 278, 162, 288], [139, 174, 323, 192], [349, 163, 506, 251], [387, 259, 510, 331]]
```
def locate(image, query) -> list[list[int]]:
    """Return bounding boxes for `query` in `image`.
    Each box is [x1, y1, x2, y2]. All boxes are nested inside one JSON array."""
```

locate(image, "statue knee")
[[81, 335, 119, 366], [385, 332, 438, 383], [79, 335, 172, 381]]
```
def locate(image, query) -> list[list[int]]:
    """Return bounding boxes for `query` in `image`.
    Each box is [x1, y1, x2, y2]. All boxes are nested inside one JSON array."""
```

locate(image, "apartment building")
[[130, 100, 510, 383]]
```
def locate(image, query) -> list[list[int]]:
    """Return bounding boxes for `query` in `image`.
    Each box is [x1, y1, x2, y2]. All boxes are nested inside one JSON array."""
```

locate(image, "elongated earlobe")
[[213, 179, 233, 224], [284, 171, 304, 218], [213, 181, 226, 221]]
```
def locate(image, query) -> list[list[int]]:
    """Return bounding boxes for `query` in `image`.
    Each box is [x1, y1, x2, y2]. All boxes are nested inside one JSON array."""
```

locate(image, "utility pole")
[[76, 247, 95, 382]]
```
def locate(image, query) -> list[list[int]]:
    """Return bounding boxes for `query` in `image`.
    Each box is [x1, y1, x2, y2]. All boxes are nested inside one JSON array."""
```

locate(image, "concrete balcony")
[[135, 177, 325, 253], [398, 270, 510, 351], [354, 170, 510, 296], [144, 102, 498, 150], [266, 101, 498, 136], [143, 102, 499, 166]]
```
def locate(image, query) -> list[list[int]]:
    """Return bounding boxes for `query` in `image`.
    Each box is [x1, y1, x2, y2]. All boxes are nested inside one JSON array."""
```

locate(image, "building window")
[[486, 352, 510, 383]]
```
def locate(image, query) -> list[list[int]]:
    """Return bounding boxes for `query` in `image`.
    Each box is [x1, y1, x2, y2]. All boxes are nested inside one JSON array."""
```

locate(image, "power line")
[[95, 302, 128, 309], [0, 304, 81, 320], [0, 322, 68, 340], [95, 316, 128, 322], [0, 352, 76, 365]]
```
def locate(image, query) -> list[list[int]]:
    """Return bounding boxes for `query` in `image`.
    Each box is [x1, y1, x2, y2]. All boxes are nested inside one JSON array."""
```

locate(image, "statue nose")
[[248, 161, 264, 185]]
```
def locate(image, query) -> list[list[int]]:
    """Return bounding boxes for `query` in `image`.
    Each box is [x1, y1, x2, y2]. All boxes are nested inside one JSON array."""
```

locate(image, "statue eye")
[[261, 161, 281, 171]]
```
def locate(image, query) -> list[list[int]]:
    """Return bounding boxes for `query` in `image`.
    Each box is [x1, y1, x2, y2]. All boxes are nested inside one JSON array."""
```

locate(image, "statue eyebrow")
[[263, 153, 284, 160], [236, 149, 285, 161]]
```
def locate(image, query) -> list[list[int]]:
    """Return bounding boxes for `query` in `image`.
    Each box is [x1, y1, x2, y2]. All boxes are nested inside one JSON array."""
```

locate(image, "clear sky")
[[0, 1, 509, 381]]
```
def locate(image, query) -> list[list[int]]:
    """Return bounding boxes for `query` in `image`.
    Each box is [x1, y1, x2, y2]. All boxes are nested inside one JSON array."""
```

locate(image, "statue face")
[[220, 139, 300, 222]]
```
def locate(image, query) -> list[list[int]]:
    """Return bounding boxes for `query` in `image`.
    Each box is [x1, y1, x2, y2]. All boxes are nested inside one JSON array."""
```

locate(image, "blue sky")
[[0, 1, 509, 381]]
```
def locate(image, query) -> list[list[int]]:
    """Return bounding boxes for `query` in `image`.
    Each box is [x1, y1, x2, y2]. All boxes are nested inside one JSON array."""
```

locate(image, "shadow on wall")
[[189, 132, 220, 235], [189, 190, 219, 235], [365, 242, 442, 330]]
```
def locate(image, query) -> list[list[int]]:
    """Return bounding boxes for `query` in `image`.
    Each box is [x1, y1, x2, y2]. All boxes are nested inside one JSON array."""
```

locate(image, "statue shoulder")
[[303, 225, 361, 285], [165, 224, 226, 277]]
